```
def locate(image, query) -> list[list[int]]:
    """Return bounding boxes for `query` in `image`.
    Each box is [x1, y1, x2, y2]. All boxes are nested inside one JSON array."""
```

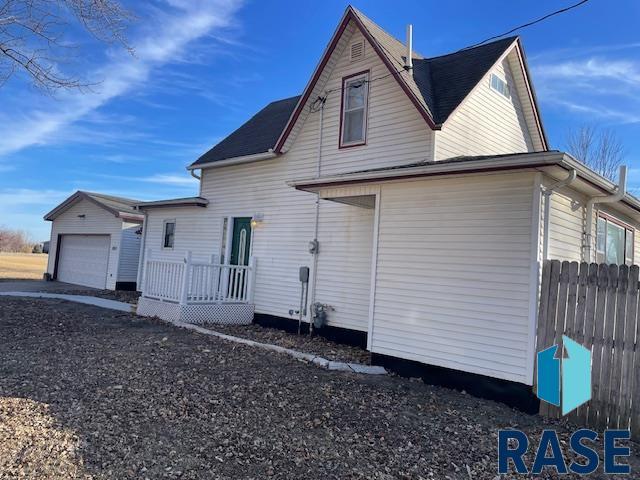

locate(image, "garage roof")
[[44, 191, 144, 222]]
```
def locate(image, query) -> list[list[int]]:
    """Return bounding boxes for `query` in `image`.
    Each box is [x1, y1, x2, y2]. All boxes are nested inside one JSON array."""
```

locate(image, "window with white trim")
[[490, 73, 510, 100], [596, 215, 634, 265], [340, 72, 369, 146], [162, 220, 175, 249]]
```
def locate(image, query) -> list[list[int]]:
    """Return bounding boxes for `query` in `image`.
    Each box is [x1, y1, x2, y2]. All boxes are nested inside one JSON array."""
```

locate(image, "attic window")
[[340, 72, 369, 147], [350, 41, 364, 62], [490, 73, 511, 99]]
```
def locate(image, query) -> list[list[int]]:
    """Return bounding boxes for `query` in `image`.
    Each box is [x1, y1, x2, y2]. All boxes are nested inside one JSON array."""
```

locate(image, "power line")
[[308, 68, 408, 112], [461, 0, 590, 51], [310, 1, 590, 112]]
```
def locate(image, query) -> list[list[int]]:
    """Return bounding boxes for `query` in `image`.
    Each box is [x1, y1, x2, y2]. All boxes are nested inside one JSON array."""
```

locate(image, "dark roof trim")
[[135, 197, 209, 209], [288, 152, 640, 215], [514, 39, 549, 151], [274, 6, 436, 153], [44, 191, 144, 222]]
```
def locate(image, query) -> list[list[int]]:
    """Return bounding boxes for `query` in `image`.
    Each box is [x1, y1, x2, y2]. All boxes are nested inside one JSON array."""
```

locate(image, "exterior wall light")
[[250, 213, 264, 228]]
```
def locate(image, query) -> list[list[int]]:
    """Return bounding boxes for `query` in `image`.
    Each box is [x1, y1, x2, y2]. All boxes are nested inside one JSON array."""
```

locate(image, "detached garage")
[[44, 191, 144, 290]]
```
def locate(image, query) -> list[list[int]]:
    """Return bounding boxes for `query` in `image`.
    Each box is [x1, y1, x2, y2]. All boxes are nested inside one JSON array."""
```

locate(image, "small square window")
[[163, 221, 175, 249], [490, 73, 510, 100]]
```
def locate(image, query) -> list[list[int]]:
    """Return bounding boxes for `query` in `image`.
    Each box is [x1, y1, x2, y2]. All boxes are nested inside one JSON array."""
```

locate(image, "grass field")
[[0, 253, 48, 280]]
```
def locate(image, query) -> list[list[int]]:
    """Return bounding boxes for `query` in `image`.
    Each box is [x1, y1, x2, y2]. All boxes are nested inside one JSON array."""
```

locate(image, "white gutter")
[[584, 165, 627, 262], [187, 150, 276, 171], [542, 169, 577, 260]]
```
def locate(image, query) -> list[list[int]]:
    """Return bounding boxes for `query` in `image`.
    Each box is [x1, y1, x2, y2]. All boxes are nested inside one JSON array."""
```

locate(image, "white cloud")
[[143, 174, 198, 186], [532, 53, 640, 125], [535, 58, 640, 87], [0, 188, 71, 207], [0, 0, 244, 157]]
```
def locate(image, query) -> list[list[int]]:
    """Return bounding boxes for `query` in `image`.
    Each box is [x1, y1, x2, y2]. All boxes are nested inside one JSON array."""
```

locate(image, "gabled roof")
[[189, 5, 547, 168], [413, 37, 518, 125], [44, 191, 143, 222], [190, 96, 300, 168], [135, 196, 209, 209]]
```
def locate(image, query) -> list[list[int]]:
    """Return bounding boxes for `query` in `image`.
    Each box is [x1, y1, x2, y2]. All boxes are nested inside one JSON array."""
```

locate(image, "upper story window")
[[490, 73, 510, 100], [163, 220, 175, 249], [340, 72, 369, 147], [596, 214, 634, 265]]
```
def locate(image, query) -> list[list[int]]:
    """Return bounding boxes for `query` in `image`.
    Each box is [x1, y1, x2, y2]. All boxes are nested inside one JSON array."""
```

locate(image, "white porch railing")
[[142, 251, 256, 305]]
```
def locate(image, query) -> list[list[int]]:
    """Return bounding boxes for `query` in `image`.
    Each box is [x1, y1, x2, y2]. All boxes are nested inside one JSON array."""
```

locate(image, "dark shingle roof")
[[413, 37, 517, 124], [191, 96, 300, 167], [44, 191, 143, 221], [189, 11, 518, 167], [83, 191, 141, 215]]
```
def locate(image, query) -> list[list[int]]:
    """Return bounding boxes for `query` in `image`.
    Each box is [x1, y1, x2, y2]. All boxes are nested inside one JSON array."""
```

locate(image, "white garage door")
[[57, 235, 110, 289]]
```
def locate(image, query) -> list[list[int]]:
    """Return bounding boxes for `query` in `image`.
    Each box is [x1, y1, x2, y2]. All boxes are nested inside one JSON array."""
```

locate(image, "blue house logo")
[[537, 335, 591, 415]]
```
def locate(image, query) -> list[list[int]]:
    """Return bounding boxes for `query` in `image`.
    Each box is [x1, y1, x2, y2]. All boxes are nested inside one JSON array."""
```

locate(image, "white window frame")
[[596, 213, 634, 265], [340, 71, 369, 147], [489, 73, 511, 100], [162, 219, 176, 250]]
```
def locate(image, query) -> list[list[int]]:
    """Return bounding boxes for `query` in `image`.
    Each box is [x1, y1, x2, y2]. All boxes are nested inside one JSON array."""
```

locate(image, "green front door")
[[230, 217, 252, 266]]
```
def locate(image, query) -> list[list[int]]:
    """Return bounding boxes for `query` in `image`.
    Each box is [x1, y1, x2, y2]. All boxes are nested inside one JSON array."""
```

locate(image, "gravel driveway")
[[0, 297, 636, 479]]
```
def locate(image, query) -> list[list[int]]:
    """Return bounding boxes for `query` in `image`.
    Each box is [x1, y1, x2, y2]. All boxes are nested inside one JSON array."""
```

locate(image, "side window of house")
[[490, 73, 510, 100], [340, 72, 369, 147], [163, 220, 175, 249], [596, 215, 634, 265]]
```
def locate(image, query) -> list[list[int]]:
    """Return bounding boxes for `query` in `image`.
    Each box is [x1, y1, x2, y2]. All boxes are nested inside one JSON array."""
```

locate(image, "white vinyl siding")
[[546, 185, 585, 263], [285, 24, 435, 176], [543, 176, 640, 265], [118, 223, 141, 282], [435, 53, 534, 160], [314, 200, 374, 331], [46, 199, 123, 290], [371, 173, 536, 384], [139, 161, 318, 321]]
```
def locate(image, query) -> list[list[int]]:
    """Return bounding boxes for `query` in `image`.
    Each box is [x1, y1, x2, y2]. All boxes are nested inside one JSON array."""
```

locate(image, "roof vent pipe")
[[405, 24, 413, 71], [584, 165, 627, 262]]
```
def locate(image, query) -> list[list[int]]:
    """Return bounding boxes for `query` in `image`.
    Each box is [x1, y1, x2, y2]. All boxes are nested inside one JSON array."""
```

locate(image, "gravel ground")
[[208, 324, 371, 365], [49, 288, 141, 304], [0, 296, 636, 479]]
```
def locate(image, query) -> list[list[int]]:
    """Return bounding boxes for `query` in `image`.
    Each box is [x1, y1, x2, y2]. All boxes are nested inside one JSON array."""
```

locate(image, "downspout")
[[136, 210, 149, 291], [190, 169, 201, 181], [584, 165, 627, 262], [542, 169, 577, 260], [309, 96, 326, 334]]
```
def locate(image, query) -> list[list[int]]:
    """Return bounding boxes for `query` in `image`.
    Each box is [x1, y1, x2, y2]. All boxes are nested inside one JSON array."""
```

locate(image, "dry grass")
[[0, 253, 48, 280]]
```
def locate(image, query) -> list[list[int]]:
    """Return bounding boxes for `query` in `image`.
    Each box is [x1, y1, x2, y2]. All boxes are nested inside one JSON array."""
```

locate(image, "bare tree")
[[566, 125, 625, 181], [0, 226, 33, 252], [0, 0, 133, 93]]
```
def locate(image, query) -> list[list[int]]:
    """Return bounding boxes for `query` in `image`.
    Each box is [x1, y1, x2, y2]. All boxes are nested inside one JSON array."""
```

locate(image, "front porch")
[[137, 251, 257, 325]]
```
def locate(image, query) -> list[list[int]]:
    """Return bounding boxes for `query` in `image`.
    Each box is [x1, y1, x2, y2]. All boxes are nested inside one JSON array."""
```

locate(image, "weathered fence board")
[[537, 260, 639, 439]]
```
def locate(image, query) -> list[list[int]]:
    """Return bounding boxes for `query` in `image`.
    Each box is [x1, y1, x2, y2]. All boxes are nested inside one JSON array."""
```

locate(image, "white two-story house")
[[134, 6, 640, 396]]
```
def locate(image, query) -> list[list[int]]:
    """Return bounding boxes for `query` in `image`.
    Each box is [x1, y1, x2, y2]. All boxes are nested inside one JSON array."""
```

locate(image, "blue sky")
[[1, 0, 639, 241]]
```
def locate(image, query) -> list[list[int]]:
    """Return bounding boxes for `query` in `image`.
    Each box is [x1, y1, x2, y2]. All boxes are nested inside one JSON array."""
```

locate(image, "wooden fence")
[[536, 260, 640, 438]]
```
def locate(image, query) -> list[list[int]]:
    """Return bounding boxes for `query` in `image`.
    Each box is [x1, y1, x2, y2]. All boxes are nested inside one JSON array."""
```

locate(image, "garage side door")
[[57, 235, 110, 289]]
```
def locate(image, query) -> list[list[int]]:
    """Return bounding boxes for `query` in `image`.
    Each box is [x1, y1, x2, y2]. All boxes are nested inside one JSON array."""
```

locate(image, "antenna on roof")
[[404, 24, 413, 71]]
